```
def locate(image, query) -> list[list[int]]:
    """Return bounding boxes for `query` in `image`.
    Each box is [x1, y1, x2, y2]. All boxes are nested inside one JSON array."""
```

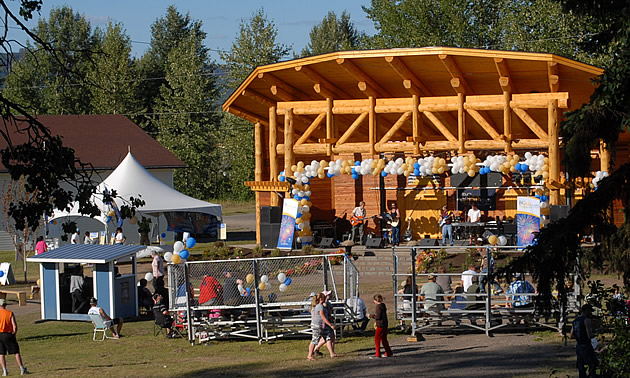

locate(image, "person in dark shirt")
[[222, 272, 242, 306], [370, 294, 393, 358], [137, 278, 153, 311], [152, 293, 175, 338], [570, 304, 596, 377]]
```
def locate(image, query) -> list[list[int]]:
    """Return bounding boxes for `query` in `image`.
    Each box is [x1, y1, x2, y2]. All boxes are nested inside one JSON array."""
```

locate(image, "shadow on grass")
[[22, 332, 87, 341]]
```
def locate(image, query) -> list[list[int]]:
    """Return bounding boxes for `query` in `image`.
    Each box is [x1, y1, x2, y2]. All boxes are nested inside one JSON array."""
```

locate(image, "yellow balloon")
[[258, 282, 267, 290], [246, 273, 255, 284], [488, 235, 498, 245], [291, 165, 297, 172], [300, 199, 307, 206], [467, 170, 476, 177], [297, 161, 304, 168], [171, 254, 181, 264], [37, 279, 41, 287]]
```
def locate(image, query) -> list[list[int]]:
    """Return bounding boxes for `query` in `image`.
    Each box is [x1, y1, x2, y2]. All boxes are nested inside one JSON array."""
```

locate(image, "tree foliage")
[[3, 6, 98, 114], [300, 11, 363, 57], [363, 0, 607, 65], [219, 8, 291, 93], [153, 33, 221, 200]]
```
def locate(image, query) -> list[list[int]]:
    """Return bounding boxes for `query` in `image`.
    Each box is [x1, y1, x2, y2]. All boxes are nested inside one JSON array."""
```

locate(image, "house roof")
[[27, 244, 144, 264], [0, 114, 186, 171]]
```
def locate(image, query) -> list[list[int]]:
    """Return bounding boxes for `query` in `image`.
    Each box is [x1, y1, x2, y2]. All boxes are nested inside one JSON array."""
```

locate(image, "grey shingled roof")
[[27, 244, 144, 264]]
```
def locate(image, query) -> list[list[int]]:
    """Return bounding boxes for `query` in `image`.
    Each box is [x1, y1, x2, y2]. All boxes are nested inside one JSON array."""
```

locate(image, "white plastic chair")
[[89, 314, 115, 341]]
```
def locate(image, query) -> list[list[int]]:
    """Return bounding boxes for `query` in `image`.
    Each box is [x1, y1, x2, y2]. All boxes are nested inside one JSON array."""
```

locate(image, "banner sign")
[[516, 196, 541, 246], [164, 211, 219, 237], [277, 198, 299, 250]]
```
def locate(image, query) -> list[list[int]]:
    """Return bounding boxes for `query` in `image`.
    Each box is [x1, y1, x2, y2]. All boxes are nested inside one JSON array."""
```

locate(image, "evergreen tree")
[[217, 9, 290, 200], [136, 5, 206, 136], [88, 22, 138, 114], [300, 11, 363, 57], [153, 34, 221, 199], [3, 6, 98, 114]]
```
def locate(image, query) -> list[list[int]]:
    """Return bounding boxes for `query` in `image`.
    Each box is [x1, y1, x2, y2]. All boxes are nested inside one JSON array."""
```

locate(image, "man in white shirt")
[[350, 201, 367, 245], [346, 296, 369, 331], [70, 228, 80, 244], [467, 204, 481, 223], [461, 264, 478, 291]]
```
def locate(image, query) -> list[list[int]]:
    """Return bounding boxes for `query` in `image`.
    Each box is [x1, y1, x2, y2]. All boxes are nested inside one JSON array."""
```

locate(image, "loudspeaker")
[[260, 206, 282, 224], [502, 224, 517, 234], [364, 237, 383, 248], [318, 237, 335, 248], [260, 223, 281, 248], [363, 251, 375, 256], [453, 240, 468, 246], [417, 238, 438, 247], [550, 205, 570, 222]]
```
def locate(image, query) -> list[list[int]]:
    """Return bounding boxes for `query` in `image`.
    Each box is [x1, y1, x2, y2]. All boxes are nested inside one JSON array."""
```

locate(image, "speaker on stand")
[[365, 237, 383, 248], [318, 237, 335, 248]]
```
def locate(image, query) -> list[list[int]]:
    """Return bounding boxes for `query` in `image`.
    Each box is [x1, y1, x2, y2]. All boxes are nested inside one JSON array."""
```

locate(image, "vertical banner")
[[219, 223, 227, 240], [277, 198, 299, 250], [516, 196, 541, 246]]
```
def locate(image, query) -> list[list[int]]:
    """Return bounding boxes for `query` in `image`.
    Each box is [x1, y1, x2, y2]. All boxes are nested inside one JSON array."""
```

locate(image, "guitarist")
[[350, 201, 367, 245], [389, 202, 401, 246], [440, 205, 454, 246]]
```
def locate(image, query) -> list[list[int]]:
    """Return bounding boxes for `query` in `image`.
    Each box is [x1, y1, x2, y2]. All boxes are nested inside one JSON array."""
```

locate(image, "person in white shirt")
[[70, 228, 80, 244], [83, 231, 92, 245], [467, 203, 481, 223], [346, 295, 369, 331], [461, 264, 478, 291], [350, 201, 367, 245], [113, 227, 126, 245]]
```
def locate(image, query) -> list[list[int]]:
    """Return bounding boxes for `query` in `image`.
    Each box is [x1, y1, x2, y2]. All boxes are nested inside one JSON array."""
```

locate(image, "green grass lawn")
[[17, 311, 374, 377], [211, 199, 255, 216]]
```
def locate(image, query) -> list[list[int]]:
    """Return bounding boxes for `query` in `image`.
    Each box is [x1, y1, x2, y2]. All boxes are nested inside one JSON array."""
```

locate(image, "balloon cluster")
[[165, 237, 196, 264], [292, 178, 313, 244], [413, 156, 446, 177], [451, 154, 480, 177], [276, 272, 292, 292], [592, 170, 608, 187], [480, 155, 509, 175], [533, 188, 550, 208], [523, 152, 549, 179], [487, 234, 509, 246]]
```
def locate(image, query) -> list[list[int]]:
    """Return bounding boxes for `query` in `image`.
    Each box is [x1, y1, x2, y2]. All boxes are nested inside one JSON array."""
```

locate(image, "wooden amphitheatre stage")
[[223, 46, 630, 247]]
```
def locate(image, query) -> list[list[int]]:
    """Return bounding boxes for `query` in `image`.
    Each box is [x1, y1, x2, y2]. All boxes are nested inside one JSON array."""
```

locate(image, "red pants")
[[374, 326, 393, 357]]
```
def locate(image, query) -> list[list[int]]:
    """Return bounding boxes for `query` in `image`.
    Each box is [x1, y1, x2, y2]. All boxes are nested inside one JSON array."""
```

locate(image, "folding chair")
[[154, 317, 183, 338], [89, 314, 115, 341]]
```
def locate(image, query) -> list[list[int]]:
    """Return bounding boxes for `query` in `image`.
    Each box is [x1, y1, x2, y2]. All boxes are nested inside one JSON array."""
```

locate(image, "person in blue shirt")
[[506, 273, 535, 308]]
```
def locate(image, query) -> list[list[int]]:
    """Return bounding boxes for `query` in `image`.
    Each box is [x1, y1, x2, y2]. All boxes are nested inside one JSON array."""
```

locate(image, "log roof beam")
[[548, 62, 559, 92], [336, 58, 392, 98], [513, 108, 549, 140], [384, 56, 431, 96], [294, 65, 351, 99], [494, 58, 516, 93], [439, 54, 473, 95], [226, 105, 269, 127]]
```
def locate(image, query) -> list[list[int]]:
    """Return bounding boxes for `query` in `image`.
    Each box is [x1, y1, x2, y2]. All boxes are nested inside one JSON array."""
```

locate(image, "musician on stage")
[[389, 202, 401, 246], [467, 203, 482, 243], [350, 201, 367, 245], [440, 205, 454, 246]]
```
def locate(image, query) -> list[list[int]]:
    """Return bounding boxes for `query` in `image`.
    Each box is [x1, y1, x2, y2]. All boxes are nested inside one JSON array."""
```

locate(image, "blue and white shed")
[[27, 244, 144, 321]]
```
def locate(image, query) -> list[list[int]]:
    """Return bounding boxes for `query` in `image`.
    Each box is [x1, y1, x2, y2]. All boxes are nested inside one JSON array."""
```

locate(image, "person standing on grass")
[[307, 293, 337, 360], [151, 250, 165, 291], [34, 236, 47, 255], [370, 294, 393, 358], [571, 304, 597, 378], [0, 298, 29, 375]]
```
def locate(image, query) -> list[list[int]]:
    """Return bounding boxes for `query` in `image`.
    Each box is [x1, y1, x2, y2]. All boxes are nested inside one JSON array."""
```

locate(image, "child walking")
[[370, 294, 393, 358]]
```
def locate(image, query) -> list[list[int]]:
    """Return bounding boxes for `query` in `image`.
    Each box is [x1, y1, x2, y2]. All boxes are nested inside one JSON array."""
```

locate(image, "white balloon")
[[279, 283, 288, 292], [277, 273, 286, 283], [261, 275, 269, 283], [525, 152, 532, 159], [301, 176, 309, 183], [145, 272, 154, 281], [173, 241, 184, 253], [164, 252, 173, 262], [498, 235, 508, 246]]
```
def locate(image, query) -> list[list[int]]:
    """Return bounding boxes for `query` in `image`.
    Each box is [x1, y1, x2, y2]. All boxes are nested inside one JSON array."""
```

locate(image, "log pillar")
[[269, 106, 279, 206], [503, 90, 513, 153], [369, 96, 376, 155], [548, 99, 560, 205], [284, 108, 295, 177], [457, 92, 466, 154], [326, 97, 334, 156], [599, 140, 610, 173], [254, 122, 263, 244], [412, 94, 420, 154]]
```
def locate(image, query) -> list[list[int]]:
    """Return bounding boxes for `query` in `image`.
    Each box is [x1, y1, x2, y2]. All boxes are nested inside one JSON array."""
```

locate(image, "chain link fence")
[[168, 253, 360, 343]]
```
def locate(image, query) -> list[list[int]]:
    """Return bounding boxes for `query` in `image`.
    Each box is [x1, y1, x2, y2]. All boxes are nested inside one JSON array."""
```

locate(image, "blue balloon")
[[413, 169, 420, 176], [186, 237, 196, 248], [327, 173, 334, 178], [355, 161, 361, 166], [179, 249, 190, 259], [413, 162, 420, 169], [0, 271, 4, 277], [303, 196, 309, 201], [279, 170, 285, 176], [284, 277, 292, 285], [279, 176, 285, 182], [381, 171, 388, 177], [161, 233, 166, 238], [515, 163, 522, 171], [296, 212, 302, 218], [352, 174, 358, 180]]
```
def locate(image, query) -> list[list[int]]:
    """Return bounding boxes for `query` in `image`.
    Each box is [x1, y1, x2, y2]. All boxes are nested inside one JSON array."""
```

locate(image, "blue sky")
[[7, 0, 376, 60]]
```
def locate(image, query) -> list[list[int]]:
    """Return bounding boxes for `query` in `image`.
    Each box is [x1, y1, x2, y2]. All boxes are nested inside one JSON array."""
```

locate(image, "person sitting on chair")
[[88, 297, 123, 338], [152, 293, 176, 338], [137, 279, 153, 311]]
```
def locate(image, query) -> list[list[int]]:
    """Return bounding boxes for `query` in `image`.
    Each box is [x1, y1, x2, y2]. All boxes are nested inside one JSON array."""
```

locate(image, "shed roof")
[[27, 244, 144, 264], [0, 114, 186, 172]]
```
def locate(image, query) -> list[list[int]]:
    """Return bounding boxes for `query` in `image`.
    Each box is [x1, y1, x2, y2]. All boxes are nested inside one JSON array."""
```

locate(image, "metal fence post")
[[410, 247, 418, 337], [485, 247, 492, 335], [392, 249, 398, 316], [183, 263, 194, 345], [323, 256, 328, 291], [253, 259, 262, 344]]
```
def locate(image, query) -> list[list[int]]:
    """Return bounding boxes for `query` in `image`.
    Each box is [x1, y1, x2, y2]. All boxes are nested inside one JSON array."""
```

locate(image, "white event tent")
[[51, 152, 222, 243]]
